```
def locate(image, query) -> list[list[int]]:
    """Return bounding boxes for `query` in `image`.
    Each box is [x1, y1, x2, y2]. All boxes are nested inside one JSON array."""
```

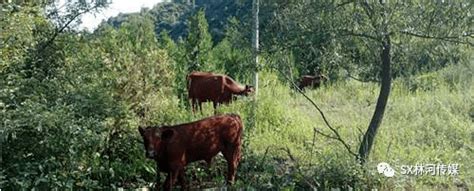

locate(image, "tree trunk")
[[253, 0, 259, 97], [358, 34, 391, 164]]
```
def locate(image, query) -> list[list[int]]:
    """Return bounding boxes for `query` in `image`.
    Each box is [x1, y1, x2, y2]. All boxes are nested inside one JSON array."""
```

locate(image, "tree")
[[346, 1, 472, 164], [0, 1, 115, 189], [185, 9, 214, 72], [95, 14, 176, 123], [252, 0, 260, 96], [208, 17, 254, 81], [1, 1, 109, 110], [158, 30, 189, 102], [264, 0, 473, 164]]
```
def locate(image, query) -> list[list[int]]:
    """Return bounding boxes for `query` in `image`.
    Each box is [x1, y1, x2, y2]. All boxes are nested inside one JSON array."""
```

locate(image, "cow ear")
[[161, 129, 175, 141], [138, 127, 144, 136]]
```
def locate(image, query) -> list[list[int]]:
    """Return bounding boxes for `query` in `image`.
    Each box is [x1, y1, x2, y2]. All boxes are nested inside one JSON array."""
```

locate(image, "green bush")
[[2, 101, 107, 189]]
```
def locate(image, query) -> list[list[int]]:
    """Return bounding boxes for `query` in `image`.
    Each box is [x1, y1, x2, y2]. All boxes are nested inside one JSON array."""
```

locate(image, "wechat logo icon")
[[377, 162, 395, 177]]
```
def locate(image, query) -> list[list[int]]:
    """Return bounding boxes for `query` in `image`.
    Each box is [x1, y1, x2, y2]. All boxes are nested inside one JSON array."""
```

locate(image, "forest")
[[1, 0, 473, 190]]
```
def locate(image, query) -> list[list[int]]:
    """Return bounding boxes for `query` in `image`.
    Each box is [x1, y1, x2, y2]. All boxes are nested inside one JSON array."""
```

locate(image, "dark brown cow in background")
[[187, 71, 254, 112], [298, 74, 329, 90], [138, 114, 243, 191]]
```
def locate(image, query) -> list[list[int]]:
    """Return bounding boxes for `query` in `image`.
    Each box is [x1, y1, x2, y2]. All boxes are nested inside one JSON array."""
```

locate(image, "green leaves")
[[261, 1, 472, 81], [1, 3, 173, 189], [185, 9, 214, 72]]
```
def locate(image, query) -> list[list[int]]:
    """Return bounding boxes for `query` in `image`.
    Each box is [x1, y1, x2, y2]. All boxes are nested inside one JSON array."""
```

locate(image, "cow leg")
[[177, 168, 187, 190], [191, 99, 196, 114], [163, 169, 179, 191], [223, 145, 241, 185], [154, 166, 161, 190], [204, 157, 213, 178], [213, 102, 218, 114], [198, 102, 203, 114], [205, 158, 213, 169], [163, 173, 171, 191]]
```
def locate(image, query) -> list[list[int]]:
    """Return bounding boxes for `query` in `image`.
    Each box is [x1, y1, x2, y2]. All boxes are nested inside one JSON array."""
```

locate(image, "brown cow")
[[187, 71, 254, 112], [138, 114, 243, 191], [298, 74, 329, 90]]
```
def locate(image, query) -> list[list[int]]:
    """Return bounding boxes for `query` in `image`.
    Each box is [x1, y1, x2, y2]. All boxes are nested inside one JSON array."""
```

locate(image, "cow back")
[[160, 114, 243, 164], [188, 74, 225, 101]]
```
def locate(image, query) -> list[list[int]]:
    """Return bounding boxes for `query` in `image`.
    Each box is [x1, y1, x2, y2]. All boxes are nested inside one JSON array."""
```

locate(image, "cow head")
[[242, 85, 255, 96], [319, 74, 329, 83], [139, 126, 175, 159]]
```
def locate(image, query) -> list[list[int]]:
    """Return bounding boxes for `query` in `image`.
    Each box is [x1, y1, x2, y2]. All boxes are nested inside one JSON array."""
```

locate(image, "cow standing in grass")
[[187, 71, 254, 113], [298, 74, 329, 90], [138, 114, 243, 191]]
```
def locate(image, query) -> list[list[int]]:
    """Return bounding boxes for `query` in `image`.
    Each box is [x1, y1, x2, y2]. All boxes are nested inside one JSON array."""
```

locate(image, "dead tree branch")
[[282, 147, 319, 189], [344, 68, 380, 83], [313, 127, 337, 140], [273, 66, 358, 158]]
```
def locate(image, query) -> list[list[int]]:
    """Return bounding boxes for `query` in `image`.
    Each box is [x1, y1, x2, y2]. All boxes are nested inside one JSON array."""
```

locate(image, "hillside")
[[103, 0, 252, 42]]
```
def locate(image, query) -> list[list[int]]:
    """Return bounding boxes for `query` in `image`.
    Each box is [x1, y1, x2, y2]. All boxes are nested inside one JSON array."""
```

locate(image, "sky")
[[79, 0, 164, 31]]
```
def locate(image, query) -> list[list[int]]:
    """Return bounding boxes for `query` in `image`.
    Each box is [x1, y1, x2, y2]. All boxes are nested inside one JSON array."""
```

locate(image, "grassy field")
[[3, 60, 471, 190], [191, 61, 474, 190]]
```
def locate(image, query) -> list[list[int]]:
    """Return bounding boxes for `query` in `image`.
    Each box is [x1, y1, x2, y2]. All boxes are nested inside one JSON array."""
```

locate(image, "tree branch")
[[359, 1, 381, 35], [344, 68, 380, 83], [273, 65, 358, 158], [282, 147, 319, 189], [313, 127, 337, 140], [339, 29, 380, 42], [347, 74, 379, 83], [258, 146, 272, 169], [400, 30, 474, 46], [40, 4, 104, 52], [264, 41, 311, 55], [256, 146, 320, 188], [355, 126, 364, 145]]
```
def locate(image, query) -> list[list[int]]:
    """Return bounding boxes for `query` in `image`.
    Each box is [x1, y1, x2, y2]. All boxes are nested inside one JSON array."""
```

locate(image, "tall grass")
[[192, 61, 474, 189], [110, 61, 472, 189], [6, 61, 469, 190]]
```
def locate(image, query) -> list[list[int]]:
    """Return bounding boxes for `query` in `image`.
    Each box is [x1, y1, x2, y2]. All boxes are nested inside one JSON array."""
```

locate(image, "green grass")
[[82, 61, 473, 190], [207, 62, 473, 189], [4, 62, 471, 190]]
